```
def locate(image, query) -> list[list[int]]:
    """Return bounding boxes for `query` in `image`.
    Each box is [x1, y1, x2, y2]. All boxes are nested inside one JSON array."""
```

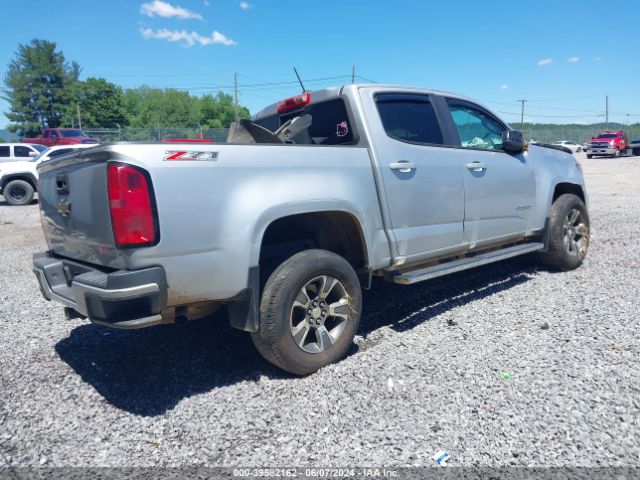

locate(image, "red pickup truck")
[[586, 130, 628, 158], [22, 128, 99, 147]]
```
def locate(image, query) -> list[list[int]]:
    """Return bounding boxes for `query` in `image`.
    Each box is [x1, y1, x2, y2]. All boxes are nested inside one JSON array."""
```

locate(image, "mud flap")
[[227, 266, 260, 332]]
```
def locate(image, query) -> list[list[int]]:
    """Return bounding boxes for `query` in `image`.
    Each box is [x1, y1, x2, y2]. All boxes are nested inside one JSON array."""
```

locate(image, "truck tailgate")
[[37, 148, 128, 269]]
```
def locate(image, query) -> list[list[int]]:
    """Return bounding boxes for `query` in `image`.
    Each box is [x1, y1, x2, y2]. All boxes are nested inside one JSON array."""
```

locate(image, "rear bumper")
[[33, 252, 168, 329]]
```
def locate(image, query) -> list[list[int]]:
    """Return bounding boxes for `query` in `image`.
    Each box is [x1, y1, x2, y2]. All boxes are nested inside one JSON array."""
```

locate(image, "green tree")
[[3, 39, 80, 137], [67, 77, 128, 128], [198, 92, 250, 128], [123, 87, 200, 128]]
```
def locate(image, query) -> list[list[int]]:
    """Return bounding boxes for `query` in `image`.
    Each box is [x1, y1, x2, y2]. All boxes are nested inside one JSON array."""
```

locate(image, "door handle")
[[390, 161, 416, 173], [466, 162, 487, 171]]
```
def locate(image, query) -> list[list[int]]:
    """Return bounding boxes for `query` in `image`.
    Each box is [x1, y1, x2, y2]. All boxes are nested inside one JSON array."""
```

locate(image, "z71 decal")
[[163, 150, 219, 161]]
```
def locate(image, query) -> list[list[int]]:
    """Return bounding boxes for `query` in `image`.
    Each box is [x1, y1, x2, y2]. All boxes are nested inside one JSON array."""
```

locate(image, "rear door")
[[360, 89, 465, 260], [444, 98, 535, 246]]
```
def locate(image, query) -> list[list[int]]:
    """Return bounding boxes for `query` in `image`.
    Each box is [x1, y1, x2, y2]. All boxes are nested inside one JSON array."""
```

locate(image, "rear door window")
[[0, 146, 9, 157], [15, 146, 32, 157], [375, 93, 444, 145], [43, 130, 50, 138]]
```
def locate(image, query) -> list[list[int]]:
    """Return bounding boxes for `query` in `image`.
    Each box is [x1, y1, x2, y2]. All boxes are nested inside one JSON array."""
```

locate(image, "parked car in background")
[[0, 144, 96, 205], [33, 144, 97, 164], [587, 130, 628, 158], [0, 143, 47, 163], [32, 84, 590, 375], [552, 140, 582, 153], [581, 141, 590, 152], [22, 128, 99, 147], [630, 139, 640, 156]]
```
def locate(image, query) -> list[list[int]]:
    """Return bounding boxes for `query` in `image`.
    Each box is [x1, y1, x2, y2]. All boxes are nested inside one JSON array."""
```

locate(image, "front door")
[[445, 99, 535, 246], [360, 90, 465, 260]]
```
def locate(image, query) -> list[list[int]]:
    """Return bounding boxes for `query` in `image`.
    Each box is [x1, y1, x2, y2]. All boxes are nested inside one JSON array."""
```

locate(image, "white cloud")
[[140, 27, 237, 46], [140, 0, 202, 20], [567, 56, 579, 63], [500, 84, 508, 91], [239, 1, 250, 9], [537, 58, 553, 67]]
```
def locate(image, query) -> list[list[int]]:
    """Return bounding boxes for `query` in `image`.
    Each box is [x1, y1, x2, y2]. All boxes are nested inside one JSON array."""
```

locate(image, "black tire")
[[577, 147, 582, 152], [538, 194, 589, 271], [3, 179, 35, 206], [613, 149, 620, 158], [586, 154, 592, 159], [251, 249, 362, 375]]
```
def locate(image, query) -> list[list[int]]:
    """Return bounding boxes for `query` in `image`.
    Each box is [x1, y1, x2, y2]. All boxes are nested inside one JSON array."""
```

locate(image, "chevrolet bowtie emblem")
[[58, 200, 71, 216]]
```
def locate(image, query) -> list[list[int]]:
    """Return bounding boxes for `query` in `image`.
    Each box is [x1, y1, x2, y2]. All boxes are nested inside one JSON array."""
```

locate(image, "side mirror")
[[502, 129, 526, 153]]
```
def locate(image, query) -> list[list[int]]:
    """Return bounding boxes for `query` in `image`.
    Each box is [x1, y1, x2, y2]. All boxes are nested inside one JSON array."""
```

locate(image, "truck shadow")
[[55, 255, 536, 417]]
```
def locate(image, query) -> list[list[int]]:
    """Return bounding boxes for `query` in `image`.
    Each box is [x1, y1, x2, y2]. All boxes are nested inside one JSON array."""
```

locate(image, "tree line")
[[2, 39, 250, 137]]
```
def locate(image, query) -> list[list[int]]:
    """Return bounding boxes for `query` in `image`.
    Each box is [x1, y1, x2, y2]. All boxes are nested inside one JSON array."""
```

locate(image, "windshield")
[[59, 129, 87, 138], [31, 144, 47, 152], [33, 148, 50, 162], [595, 133, 617, 139]]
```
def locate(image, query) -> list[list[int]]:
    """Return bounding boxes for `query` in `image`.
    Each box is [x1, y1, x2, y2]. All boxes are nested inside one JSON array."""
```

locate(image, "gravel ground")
[[0, 154, 639, 469]]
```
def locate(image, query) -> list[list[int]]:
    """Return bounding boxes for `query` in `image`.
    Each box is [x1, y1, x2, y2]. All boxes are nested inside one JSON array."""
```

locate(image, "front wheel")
[[3, 179, 35, 206], [586, 154, 593, 159], [251, 249, 362, 375], [538, 194, 589, 271]]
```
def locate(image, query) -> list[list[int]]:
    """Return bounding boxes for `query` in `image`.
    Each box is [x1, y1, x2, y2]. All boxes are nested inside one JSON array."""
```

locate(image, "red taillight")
[[277, 92, 311, 113], [107, 163, 157, 247]]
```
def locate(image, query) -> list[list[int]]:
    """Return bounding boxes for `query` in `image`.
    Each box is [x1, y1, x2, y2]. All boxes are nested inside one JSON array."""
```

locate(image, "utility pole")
[[76, 104, 82, 130], [605, 95, 609, 129], [518, 99, 527, 129], [233, 72, 239, 122], [352, 65, 355, 84]]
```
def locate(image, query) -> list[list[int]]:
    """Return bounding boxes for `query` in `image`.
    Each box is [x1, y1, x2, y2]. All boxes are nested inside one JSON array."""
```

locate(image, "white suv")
[[0, 143, 47, 162], [0, 144, 95, 206]]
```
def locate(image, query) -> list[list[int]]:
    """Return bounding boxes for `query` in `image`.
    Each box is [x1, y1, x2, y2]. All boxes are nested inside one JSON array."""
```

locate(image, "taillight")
[[277, 92, 311, 113], [107, 163, 158, 247]]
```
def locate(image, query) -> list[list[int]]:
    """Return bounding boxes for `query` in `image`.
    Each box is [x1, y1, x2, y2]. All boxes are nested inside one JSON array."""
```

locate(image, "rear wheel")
[[251, 249, 362, 375], [586, 154, 592, 159], [538, 194, 589, 271], [3, 180, 34, 206]]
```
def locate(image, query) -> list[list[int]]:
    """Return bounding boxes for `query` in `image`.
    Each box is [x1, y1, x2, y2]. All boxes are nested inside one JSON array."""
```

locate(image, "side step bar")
[[393, 242, 544, 285]]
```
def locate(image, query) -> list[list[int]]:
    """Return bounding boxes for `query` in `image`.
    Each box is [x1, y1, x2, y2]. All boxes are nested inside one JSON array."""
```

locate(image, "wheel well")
[[1, 174, 37, 192], [260, 211, 368, 271], [553, 183, 584, 203]]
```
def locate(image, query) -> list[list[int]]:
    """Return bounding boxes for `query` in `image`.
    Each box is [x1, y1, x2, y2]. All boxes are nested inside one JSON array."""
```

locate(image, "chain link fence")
[[84, 125, 640, 145], [83, 128, 230, 143], [517, 125, 640, 144]]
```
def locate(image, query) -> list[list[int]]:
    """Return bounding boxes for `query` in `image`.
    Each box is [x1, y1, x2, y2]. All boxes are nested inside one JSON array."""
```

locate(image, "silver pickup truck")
[[32, 84, 589, 375]]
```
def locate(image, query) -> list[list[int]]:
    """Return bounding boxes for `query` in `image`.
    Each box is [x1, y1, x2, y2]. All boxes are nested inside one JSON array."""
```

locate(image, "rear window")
[[254, 98, 355, 145], [48, 148, 73, 158], [60, 129, 87, 138]]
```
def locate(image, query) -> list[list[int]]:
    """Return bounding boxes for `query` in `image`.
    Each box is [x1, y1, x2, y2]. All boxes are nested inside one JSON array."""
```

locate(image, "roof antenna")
[[293, 67, 306, 93]]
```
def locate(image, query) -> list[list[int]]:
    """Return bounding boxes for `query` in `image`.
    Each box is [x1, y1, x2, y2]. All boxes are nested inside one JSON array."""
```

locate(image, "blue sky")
[[1, 0, 639, 128]]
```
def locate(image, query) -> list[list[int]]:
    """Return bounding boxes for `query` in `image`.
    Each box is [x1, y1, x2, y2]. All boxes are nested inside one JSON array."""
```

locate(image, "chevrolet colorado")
[[32, 85, 590, 375]]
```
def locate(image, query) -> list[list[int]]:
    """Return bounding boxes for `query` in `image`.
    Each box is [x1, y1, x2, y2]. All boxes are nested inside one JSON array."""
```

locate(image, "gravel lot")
[[0, 154, 639, 469]]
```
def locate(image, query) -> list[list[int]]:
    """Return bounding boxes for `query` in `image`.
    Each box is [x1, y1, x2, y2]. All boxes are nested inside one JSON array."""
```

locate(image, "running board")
[[393, 242, 544, 285]]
